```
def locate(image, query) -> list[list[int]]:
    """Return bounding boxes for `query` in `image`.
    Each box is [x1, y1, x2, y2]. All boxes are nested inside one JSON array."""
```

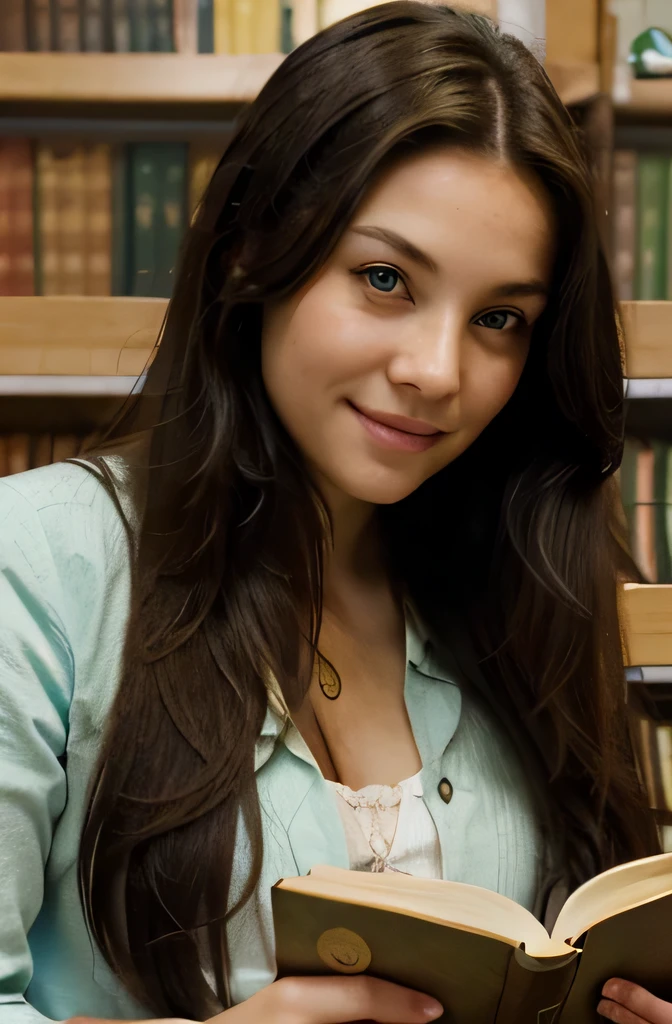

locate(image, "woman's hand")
[[68, 976, 443, 1024], [597, 978, 672, 1023], [210, 975, 443, 1023]]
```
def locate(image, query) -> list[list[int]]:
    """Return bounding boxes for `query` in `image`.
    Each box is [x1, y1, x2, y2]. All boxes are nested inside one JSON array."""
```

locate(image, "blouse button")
[[438, 778, 453, 804]]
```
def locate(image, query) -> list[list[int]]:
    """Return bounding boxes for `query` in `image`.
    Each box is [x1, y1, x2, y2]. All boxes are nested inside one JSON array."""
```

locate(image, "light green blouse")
[[0, 459, 559, 1024]]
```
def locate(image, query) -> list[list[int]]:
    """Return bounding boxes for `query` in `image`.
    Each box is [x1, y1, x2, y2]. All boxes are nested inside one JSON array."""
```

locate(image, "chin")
[[333, 465, 425, 505]]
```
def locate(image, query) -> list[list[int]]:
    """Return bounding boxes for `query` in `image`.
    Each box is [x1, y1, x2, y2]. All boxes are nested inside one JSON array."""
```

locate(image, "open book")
[[272, 854, 672, 1024]]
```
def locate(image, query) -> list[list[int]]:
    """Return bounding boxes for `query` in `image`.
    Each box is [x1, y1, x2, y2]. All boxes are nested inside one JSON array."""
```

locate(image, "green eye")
[[475, 310, 520, 330], [366, 266, 400, 293]]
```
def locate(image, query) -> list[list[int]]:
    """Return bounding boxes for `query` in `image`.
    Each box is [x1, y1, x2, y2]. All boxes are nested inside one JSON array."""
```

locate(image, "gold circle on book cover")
[[316, 927, 372, 974]]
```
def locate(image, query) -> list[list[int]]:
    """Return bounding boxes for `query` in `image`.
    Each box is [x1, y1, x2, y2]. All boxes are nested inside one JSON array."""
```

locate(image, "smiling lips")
[[348, 401, 446, 453]]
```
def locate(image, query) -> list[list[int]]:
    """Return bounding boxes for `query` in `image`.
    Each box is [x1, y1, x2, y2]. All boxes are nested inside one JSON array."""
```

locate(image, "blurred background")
[[0, 0, 671, 843]]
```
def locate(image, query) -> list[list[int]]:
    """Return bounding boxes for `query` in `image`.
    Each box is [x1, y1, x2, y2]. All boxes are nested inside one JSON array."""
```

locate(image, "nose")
[[386, 309, 461, 399]]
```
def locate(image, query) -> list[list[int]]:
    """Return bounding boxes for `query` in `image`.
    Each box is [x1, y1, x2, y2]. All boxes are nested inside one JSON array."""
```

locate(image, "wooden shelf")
[[0, 53, 596, 110], [546, 60, 601, 106], [0, 296, 163, 376], [616, 77, 672, 118], [0, 52, 284, 106], [622, 584, 672, 667], [621, 302, 672, 379]]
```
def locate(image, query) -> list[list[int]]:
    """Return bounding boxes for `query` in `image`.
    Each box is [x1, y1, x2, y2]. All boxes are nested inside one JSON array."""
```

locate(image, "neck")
[[317, 477, 386, 603]]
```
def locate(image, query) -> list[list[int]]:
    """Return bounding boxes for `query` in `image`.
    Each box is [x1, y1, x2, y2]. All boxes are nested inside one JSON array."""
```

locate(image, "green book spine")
[[280, 1, 293, 52], [129, 143, 159, 297], [653, 441, 671, 583], [197, 0, 212, 51], [129, 0, 151, 49], [635, 154, 668, 300], [150, 0, 173, 49], [154, 142, 187, 298], [111, 144, 130, 295]]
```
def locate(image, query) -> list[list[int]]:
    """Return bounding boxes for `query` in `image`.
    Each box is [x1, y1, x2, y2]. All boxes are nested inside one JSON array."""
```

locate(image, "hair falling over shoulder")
[[76, 3, 661, 1017]]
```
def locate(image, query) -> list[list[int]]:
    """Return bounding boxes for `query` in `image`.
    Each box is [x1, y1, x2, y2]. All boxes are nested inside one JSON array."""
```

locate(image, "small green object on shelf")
[[629, 27, 672, 79]]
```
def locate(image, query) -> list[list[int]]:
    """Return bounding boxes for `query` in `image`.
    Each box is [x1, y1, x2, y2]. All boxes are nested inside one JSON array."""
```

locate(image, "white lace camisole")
[[327, 771, 442, 878]]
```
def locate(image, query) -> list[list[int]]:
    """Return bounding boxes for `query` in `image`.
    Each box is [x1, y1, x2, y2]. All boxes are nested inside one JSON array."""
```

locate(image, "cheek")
[[262, 284, 379, 407], [467, 340, 530, 423]]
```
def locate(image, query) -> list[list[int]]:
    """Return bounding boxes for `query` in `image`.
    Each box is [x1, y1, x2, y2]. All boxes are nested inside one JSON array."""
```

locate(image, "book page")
[[280, 866, 569, 956], [551, 852, 672, 946]]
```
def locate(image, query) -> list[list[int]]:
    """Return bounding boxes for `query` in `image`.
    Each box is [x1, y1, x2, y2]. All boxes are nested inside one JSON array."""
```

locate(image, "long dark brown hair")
[[77, 2, 660, 1018]]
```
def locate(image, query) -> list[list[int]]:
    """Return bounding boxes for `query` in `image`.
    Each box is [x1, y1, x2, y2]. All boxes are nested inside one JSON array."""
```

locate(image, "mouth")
[[347, 401, 446, 454]]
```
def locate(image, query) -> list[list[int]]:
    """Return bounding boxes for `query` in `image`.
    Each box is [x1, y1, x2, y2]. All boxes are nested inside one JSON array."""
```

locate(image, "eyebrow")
[[349, 224, 548, 298]]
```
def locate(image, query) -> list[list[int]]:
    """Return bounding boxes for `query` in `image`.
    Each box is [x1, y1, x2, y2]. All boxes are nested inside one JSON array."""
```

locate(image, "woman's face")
[[261, 147, 554, 506]]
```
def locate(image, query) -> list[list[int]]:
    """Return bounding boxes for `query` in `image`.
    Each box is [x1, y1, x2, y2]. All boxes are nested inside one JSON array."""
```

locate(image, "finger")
[[601, 979, 672, 1024], [227, 975, 443, 1024], [597, 998, 651, 1024]]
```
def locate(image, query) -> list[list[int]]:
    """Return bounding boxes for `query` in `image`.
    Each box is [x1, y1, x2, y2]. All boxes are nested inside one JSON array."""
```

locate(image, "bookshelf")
[[0, 52, 598, 110], [622, 584, 672, 671], [0, 52, 285, 106]]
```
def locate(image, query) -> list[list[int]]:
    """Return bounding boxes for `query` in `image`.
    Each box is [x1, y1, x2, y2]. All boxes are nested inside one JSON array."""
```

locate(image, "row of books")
[[0, 432, 83, 474], [0, 136, 223, 297], [0, 0, 291, 53], [613, 150, 672, 302], [621, 438, 672, 584]]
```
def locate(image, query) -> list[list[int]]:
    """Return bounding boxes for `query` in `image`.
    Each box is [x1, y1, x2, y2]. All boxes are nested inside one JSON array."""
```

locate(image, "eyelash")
[[353, 263, 528, 330]]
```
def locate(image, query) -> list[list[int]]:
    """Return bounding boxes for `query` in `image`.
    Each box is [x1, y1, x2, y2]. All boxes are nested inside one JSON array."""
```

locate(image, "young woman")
[[0, 4, 669, 1024]]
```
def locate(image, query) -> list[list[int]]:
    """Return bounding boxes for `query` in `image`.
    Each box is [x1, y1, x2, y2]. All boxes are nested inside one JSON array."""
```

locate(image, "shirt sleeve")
[[0, 479, 74, 1024]]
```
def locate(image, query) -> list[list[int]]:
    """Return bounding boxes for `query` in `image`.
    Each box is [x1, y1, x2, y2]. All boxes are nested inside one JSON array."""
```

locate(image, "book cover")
[[273, 859, 672, 1024], [653, 441, 671, 583], [0, 0, 28, 49], [30, 433, 53, 468], [635, 154, 668, 300], [635, 444, 656, 581], [173, 0, 198, 52], [26, 0, 51, 49], [111, 0, 131, 49], [187, 140, 221, 222], [129, 0, 152, 50], [197, 0, 213, 51], [658, 725, 672, 812], [612, 150, 636, 302], [0, 143, 12, 295], [80, 0, 105, 49], [35, 142, 60, 295], [213, 0, 232, 51], [232, 0, 254, 52], [52, 434, 81, 461], [155, 142, 188, 297], [280, 0, 293, 53], [52, 0, 81, 50], [129, 143, 159, 296], [58, 144, 87, 294], [111, 144, 130, 295], [150, 0, 173, 50], [7, 138, 35, 296], [83, 143, 112, 295], [254, 0, 281, 51], [6, 434, 31, 474]]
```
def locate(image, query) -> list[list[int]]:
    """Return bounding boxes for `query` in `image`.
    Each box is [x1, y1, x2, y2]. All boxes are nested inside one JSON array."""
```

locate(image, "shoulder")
[[0, 458, 132, 637]]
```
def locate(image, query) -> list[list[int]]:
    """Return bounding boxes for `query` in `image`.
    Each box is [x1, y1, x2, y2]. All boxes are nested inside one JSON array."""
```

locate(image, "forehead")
[[350, 147, 556, 281]]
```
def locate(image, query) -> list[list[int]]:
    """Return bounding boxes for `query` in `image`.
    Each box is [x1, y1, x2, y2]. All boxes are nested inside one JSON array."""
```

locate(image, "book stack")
[[613, 150, 672, 301], [0, 433, 84, 474], [0, 0, 290, 53], [621, 437, 672, 583], [0, 138, 224, 298]]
